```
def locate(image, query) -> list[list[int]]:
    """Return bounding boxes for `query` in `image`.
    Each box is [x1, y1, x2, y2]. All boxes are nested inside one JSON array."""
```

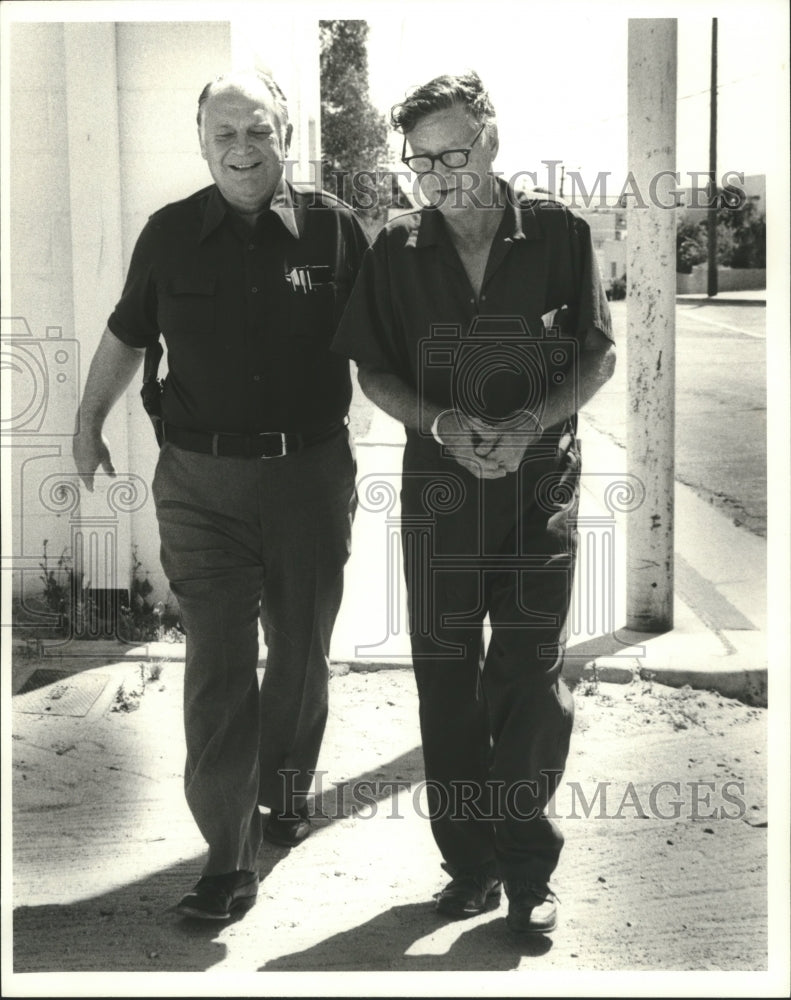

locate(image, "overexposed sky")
[[2, 0, 785, 190], [366, 4, 785, 187]]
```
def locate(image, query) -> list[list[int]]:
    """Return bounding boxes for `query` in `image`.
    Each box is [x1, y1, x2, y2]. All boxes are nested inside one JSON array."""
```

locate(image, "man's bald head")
[[197, 70, 289, 134]]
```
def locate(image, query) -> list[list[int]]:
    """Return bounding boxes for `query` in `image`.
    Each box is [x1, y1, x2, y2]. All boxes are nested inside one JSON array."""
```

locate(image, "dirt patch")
[[9, 660, 767, 982]]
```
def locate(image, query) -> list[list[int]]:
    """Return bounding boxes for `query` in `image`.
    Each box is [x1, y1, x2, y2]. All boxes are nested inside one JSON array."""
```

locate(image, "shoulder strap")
[[140, 340, 165, 445]]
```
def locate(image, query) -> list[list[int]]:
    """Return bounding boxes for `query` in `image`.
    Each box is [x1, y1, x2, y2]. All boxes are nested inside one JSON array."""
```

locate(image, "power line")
[[569, 72, 774, 131], [677, 70, 769, 103]]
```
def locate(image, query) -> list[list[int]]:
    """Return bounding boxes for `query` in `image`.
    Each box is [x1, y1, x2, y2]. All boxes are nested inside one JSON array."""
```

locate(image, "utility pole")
[[626, 19, 678, 632], [707, 17, 719, 297]]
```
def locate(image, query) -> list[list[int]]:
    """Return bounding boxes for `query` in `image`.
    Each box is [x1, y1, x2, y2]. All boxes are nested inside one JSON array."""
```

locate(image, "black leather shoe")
[[263, 806, 312, 848], [173, 869, 259, 920], [504, 882, 558, 934], [434, 869, 502, 918]]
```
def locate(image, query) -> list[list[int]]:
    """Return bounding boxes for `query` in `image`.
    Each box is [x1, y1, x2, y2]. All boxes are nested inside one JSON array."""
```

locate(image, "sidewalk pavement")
[[676, 289, 767, 305], [20, 410, 767, 706]]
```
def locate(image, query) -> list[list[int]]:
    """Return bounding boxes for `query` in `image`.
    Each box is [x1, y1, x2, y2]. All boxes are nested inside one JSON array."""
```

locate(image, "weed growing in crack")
[[110, 661, 168, 713]]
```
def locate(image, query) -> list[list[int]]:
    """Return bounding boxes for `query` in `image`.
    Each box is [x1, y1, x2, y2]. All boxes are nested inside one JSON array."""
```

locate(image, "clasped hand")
[[435, 409, 542, 479]]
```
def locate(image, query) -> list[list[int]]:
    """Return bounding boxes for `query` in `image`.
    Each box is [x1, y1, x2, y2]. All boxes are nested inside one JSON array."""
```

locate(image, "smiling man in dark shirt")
[[73, 70, 368, 920], [333, 70, 614, 936]]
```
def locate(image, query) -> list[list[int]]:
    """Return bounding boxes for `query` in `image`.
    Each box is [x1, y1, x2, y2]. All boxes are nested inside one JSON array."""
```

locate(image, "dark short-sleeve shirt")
[[332, 185, 613, 438], [109, 180, 369, 434]]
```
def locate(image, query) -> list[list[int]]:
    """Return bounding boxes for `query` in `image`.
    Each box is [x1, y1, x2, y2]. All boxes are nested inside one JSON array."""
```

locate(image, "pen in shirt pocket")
[[284, 264, 333, 293]]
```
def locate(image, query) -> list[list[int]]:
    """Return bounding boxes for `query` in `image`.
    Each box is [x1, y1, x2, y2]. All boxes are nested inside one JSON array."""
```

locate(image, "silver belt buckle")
[[259, 431, 287, 459]]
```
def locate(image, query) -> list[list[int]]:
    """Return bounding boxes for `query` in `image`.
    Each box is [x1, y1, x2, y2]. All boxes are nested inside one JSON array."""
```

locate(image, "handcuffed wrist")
[[430, 412, 446, 445], [501, 409, 544, 437], [524, 410, 544, 437]]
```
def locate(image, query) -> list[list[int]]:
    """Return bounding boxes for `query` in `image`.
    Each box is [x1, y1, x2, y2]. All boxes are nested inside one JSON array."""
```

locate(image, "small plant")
[[20, 541, 182, 643], [110, 660, 167, 712], [578, 663, 600, 696], [118, 547, 183, 643], [36, 540, 98, 638], [39, 540, 71, 631]]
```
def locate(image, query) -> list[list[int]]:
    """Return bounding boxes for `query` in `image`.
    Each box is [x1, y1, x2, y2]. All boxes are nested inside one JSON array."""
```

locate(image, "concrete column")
[[63, 23, 132, 599], [626, 19, 677, 632]]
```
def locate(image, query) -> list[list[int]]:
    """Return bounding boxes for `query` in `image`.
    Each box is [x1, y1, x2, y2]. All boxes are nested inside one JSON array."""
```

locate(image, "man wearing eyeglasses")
[[332, 71, 615, 935]]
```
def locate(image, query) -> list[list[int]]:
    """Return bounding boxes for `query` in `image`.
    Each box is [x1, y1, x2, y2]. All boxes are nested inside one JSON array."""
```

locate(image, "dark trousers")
[[152, 431, 356, 876], [401, 432, 578, 885]]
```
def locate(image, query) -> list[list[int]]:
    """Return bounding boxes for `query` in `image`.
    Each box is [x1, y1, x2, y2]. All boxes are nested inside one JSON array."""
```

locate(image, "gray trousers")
[[152, 431, 356, 876]]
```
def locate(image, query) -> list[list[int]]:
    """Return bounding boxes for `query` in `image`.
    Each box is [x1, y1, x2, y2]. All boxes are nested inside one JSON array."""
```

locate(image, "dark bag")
[[140, 340, 165, 446]]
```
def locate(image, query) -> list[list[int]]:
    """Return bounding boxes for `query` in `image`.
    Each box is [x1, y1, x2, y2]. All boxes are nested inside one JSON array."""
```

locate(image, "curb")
[[564, 654, 767, 706], [676, 294, 766, 306], [25, 638, 768, 707]]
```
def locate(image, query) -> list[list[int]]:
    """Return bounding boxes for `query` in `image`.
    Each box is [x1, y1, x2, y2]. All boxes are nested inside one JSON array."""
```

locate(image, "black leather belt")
[[161, 418, 348, 458]]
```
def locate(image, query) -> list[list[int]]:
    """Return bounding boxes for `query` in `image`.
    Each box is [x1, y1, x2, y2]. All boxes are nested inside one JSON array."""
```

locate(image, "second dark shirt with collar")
[[108, 181, 370, 435], [331, 187, 613, 438]]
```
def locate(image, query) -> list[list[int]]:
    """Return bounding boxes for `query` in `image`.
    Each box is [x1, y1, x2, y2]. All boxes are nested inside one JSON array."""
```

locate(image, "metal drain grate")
[[14, 669, 110, 717]]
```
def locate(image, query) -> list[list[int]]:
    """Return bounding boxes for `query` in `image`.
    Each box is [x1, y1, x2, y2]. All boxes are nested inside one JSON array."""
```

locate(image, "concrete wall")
[[4, 17, 321, 619], [573, 207, 627, 285], [8, 24, 75, 350], [5, 23, 82, 616]]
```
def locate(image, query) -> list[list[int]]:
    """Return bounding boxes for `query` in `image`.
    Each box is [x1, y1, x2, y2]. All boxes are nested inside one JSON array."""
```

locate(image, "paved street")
[[584, 300, 767, 536]]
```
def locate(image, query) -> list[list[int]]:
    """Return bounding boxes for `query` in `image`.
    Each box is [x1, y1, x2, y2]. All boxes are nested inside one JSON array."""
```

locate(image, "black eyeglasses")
[[401, 124, 486, 174]]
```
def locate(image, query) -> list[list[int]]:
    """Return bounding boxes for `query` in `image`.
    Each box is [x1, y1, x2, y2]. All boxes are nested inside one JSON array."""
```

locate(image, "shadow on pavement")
[[564, 629, 656, 669], [305, 745, 426, 823], [259, 902, 553, 972], [12, 850, 289, 973], [11, 745, 427, 974]]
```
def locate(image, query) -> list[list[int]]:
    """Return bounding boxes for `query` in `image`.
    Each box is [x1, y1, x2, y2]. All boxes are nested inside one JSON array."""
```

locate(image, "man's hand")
[[467, 412, 544, 474], [435, 410, 507, 479], [354, 366, 544, 480], [70, 327, 146, 491], [72, 419, 116, 492]]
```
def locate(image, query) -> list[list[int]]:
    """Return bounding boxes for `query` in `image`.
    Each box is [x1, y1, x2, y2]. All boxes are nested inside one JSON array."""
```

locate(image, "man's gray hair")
[[197, 69, 289, 128]]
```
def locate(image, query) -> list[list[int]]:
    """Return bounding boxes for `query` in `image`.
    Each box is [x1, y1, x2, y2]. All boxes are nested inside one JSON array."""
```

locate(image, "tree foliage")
[[717, 191, 766, 268], [676, 218, 708, 274], [319, 20, 391, 232], [676, 193, 766, 273]]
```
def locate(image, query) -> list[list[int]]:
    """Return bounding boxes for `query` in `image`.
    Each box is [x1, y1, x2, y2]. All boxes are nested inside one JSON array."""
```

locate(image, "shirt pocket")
[[286, 280, 339, 342], [159, 275, 217, 338]]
